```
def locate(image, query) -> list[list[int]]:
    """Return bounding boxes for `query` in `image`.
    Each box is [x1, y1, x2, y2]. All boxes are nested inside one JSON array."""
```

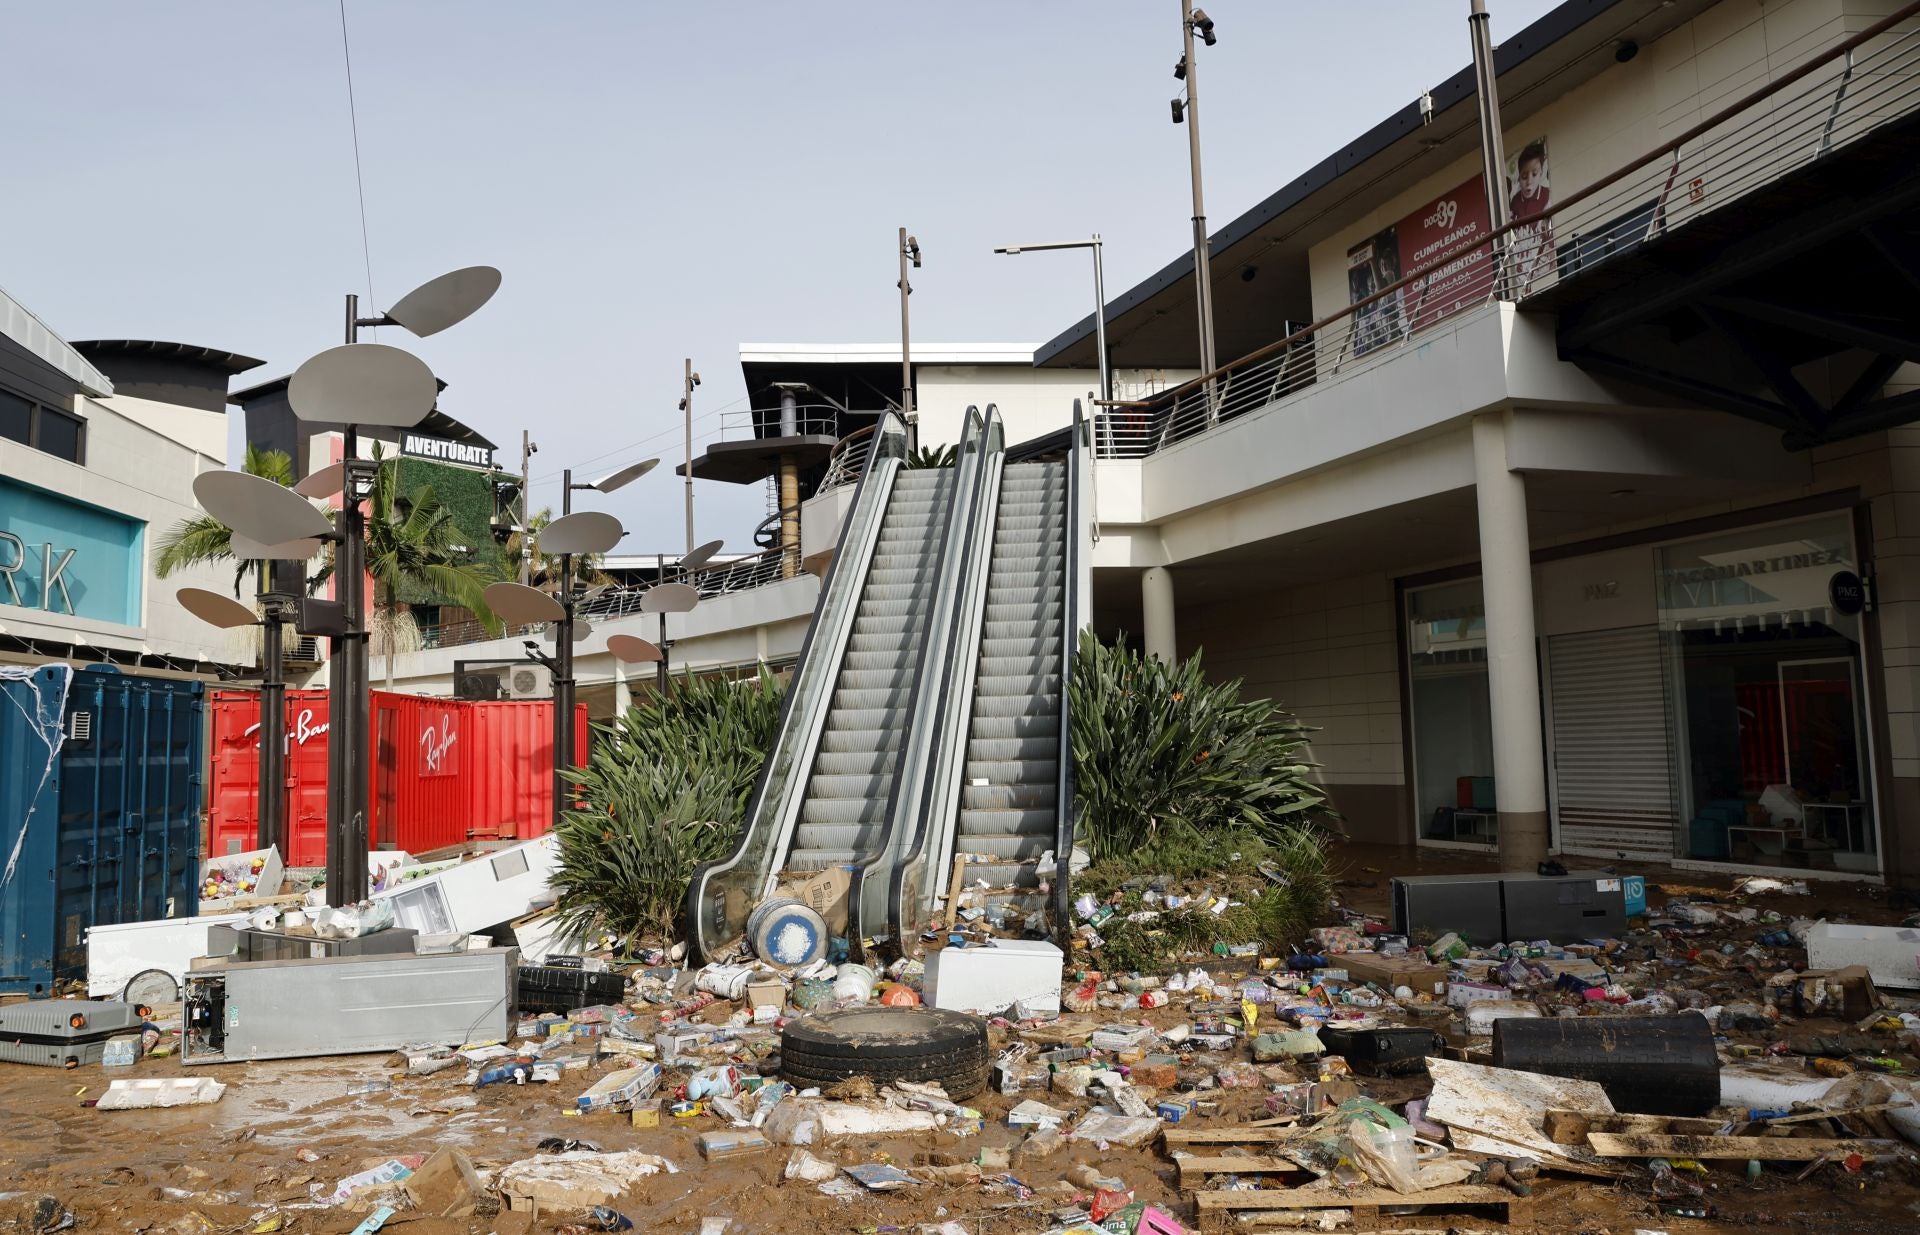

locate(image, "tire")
[[780, 1007, 990, 1100], [1492, 1013, 1718, 1116], [122, 969, 179, 1007]]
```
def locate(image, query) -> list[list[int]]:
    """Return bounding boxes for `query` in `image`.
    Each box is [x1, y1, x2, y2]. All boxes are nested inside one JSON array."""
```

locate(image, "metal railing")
[[1095, 5, 1920, 460], [412, 545, 805, 652], [718, 402, 842, 442], [817, 424, 878, 493]]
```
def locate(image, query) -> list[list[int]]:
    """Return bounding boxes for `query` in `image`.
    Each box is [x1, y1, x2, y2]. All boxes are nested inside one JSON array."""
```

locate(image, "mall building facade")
[[1039, 0, 1920, 884]]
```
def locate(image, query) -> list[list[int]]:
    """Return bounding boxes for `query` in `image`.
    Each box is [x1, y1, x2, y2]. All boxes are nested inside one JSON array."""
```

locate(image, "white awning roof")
[[0, 283, 113, 397]]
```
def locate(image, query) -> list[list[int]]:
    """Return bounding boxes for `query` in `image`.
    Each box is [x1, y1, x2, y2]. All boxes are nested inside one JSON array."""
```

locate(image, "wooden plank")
[[1177, 1156, 1301, 1187], [1544, 1109, 1722, 1136], [1163, 1127, 1303, 1146], [1196, 1183, 1521, 1212], [1586, 1132, 1909, 1161]]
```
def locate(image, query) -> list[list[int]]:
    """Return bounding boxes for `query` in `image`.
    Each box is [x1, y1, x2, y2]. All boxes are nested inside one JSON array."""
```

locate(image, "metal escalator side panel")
[[684, 415, 909, 964], [1052, 404, 1093, 947], [850, 408, 990, 950], [885, 410, 1005, 946]]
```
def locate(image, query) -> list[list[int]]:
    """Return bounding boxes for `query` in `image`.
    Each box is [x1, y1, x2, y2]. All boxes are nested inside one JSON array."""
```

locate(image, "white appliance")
[[86, 912, 250, 1001], [371, 834, 559, 935]]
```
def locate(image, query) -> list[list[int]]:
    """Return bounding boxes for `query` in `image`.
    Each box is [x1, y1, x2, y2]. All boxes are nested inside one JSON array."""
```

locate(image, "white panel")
[[1549, 625, 1677, 860]]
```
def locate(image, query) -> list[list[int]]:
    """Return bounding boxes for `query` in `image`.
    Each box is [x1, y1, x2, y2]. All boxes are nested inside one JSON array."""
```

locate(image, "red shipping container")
[[208, 688, 587, 867]]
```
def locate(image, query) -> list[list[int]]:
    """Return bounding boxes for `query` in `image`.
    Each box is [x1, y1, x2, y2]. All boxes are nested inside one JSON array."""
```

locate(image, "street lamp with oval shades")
[[539, 510, 624, 557], [590, 457, 659, 493], [293, 462, 346, 499], [176, 586, 261, 630], [682, 538, 725, 572], [483, 581, 566, 626], [607, 634, 662, 664], [192, 471, 334, 547], [379, 266, 502, 338]]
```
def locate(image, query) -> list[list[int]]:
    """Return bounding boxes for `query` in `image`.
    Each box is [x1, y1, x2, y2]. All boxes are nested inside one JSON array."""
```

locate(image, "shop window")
[[1406, 579, 1497, 846], [1656, 514, 1876, 873], [0, 390, 30, 445], [0, 388, 85, 463], [37, 409, 83, 463]]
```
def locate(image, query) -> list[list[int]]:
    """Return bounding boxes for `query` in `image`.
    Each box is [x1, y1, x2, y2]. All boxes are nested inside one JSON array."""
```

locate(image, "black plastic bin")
[[1318, 1025, 1446, 1077], [1492, 1013, 1719, 1116], [515, 964, 627, 1013]]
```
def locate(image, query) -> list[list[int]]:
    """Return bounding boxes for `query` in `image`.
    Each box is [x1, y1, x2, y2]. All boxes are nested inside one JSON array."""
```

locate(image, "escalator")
[[685, 406, 1088, 965], [686, 412, 983, 962], [887, 408, 1087, 944]]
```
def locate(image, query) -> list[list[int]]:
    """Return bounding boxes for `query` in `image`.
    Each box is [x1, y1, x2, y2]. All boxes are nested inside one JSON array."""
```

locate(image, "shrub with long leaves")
[[1068, 630, 1332, 866], [552, 669, 785, 944]]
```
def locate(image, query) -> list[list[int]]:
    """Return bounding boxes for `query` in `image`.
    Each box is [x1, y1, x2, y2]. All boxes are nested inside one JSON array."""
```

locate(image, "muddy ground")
[[4, 844, 1919, 1234]]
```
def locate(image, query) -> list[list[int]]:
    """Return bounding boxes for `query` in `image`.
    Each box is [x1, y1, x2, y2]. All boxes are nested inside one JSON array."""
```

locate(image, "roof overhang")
[[0, 283, 113, 397], [1034, 0, 1720, 370]]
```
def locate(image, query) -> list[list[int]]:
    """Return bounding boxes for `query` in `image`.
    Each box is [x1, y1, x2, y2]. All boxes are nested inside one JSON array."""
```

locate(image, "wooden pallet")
[[1194, 1184, 1531, 1230]]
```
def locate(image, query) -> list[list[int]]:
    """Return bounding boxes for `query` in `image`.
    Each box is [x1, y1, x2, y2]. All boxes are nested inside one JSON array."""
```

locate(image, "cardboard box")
[[787, 866, 851, 933], [745, 977, 787, 1012], [576, 1063, 663, 1112], [1445, 979, 1510, 1009], [1339, 952, 1447, 997], [631, 1100, 661, 1128]]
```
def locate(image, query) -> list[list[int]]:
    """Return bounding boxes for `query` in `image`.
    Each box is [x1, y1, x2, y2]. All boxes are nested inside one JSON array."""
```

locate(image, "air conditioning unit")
[[508, 664, 552, 700]]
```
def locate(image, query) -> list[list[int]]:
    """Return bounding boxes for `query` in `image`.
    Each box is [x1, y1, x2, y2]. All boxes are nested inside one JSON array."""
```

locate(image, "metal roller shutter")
[[1549, 626, 1677, 861]]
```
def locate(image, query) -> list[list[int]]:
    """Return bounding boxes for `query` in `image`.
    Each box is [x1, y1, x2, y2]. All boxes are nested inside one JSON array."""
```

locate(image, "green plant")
[[904, 443, 957, 469], [1068, 630, 1332, 865], [553, 669, 785, 943]]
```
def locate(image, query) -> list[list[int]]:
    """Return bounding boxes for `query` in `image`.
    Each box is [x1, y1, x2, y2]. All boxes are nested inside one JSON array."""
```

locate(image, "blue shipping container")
[[0, 665, 204, 996]]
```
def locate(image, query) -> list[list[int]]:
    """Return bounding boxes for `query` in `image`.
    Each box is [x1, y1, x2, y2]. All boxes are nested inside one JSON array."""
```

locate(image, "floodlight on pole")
[[1175, 0, 1219, 419], [994, 237, 1111, 405]]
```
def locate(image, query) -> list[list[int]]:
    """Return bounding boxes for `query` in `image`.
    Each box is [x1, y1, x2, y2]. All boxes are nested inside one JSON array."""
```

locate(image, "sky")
[[7, 1, 1563, 552]]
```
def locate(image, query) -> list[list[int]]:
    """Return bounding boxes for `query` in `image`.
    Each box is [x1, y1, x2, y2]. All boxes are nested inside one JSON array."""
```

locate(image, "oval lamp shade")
[[230, 533, 324, 561], [289, 343, 439, 428], [484, 581, 565, 625], [177, 587, 258, 630], [607, 634, 662, 664], [641, 582, 700, 614], [194, 471, 334, 546], [545, 619, 593, 643], [682, 538, 725, 571], [293, 462, 346, 499], [385, 266, 503, 337], [593, 457, 659, 493], [541, 510, 624, 556]]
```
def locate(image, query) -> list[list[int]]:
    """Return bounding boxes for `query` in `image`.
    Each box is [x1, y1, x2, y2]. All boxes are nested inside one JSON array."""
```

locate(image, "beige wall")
[[1177, 572, 1407, 843], [1305, 0, 1898, 323]]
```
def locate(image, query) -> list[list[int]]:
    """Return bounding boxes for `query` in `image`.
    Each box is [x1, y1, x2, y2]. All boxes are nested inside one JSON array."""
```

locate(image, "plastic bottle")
[[588, 1208, 633, 1232]]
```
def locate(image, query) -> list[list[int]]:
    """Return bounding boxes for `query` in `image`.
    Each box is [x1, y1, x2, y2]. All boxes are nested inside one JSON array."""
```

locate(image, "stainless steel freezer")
[[183, 947, 517, 1064]]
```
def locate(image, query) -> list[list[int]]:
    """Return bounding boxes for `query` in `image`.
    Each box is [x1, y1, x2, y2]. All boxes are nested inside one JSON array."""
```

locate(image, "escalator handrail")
[[1051, 401, 1091, 947], [884, 406, 1005, 945], [853, 407, 990, 952], [683, 412, 910, 963]]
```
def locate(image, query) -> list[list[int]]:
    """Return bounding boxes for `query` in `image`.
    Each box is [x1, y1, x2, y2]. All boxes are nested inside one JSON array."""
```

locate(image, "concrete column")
[[1471, 412, 1549, 871], [612, 657, 631, 717], [755, 624, 770, 666], [1142, 567, 1177, 663]]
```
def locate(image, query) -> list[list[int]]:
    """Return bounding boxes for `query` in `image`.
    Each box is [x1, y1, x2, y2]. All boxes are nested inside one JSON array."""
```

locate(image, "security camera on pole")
[[1172, 2, 1219, 420]]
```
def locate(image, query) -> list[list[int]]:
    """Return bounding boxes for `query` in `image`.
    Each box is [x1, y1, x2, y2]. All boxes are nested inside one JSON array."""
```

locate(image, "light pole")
[[1173, 3, 1219, 407], [519, 431, 538, 585], [176, 584, 301, 854], [680, 359, 700, 556], [543, 459, 656, 826], [994, 237, 1111, 404], [293, 266, 499, 905], [898, 228, 921, 443], [1468, 0, 1512, 292]]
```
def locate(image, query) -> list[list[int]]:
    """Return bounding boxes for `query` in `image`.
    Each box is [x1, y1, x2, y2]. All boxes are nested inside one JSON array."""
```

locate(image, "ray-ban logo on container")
[[420, 713, 460, 776]]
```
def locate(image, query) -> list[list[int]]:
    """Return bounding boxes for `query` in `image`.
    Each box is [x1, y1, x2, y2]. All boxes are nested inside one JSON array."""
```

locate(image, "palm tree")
[[154, 444, 313, 596], [358, 443, 503, 687]]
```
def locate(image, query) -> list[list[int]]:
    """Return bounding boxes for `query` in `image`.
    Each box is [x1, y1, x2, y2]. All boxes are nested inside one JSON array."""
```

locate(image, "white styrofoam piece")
[[85, 912, 250, 999], [96, 1077, 226, 1109], [371, 835, 558, 936], [924, 939, 1063, 1017], [1806, 921, 1920, 989], [1426, 1056, 1615, 1165]]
